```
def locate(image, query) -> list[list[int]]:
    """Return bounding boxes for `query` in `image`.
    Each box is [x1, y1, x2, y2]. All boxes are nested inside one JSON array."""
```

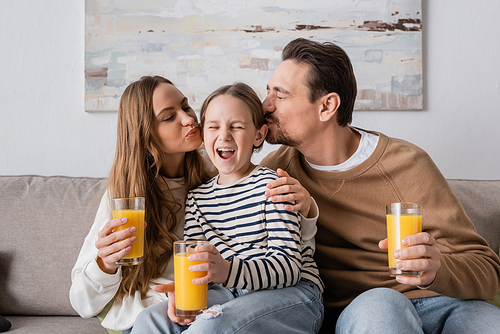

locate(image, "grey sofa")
[[1, 175, 499, 333]]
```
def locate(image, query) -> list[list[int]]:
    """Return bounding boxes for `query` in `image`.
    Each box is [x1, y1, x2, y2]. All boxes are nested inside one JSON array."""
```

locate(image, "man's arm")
[[384, 144, 500, 299]]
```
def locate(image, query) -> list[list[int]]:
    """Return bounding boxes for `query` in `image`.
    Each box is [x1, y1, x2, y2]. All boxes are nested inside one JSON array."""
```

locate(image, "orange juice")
[[386, 213, 422, 271], [113, 209, 145, 260], [174, 252, 207, 318]]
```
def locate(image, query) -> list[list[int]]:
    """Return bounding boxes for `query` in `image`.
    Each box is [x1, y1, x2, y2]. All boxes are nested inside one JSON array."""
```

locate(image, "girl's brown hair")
[[108, 76, 207, 301], [200, 82, 266, 152]]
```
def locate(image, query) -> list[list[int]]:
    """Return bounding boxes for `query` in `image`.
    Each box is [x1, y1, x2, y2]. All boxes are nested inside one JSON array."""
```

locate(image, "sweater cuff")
[[299, 196, 319, 219], [86, 259, 122, 288], [224, 256, 242, 289], [299, 197, 319, 238]]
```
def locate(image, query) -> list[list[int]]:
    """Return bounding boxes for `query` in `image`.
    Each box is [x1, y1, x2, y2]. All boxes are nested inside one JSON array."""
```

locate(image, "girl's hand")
[[188, 244, 231, 285], [95, 218, 137, 274], [153, 283, 195, 325], [265, 168, 312, 217]]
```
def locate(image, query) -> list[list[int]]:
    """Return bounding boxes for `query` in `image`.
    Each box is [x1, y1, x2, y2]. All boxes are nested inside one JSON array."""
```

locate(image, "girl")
[[70, 76, 315, 333], [143, 83, 324, 334]]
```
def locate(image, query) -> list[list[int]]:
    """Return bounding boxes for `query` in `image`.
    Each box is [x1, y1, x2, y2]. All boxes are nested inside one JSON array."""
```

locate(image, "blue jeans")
[[335, 288, 500, 334], [126, 278, 323, 334]]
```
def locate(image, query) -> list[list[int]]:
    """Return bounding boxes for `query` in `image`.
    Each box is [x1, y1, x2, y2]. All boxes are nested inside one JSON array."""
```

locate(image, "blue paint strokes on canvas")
[[392, 75, 422, 97], [84, 0, 423, 112]]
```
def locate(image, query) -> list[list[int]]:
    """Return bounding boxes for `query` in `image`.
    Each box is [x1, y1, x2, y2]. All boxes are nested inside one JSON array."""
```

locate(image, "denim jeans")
[[335, 288, 500, 334], [126, 278, 323, 334]]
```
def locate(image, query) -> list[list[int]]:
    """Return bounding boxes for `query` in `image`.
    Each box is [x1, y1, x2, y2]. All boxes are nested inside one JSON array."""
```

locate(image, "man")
[[260, 38, 500, 333]]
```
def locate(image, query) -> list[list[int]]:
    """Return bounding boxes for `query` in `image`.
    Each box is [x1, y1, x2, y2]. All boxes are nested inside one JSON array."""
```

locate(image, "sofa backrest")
[[0, 175, 106, 316], [448, 179, 500, 255], [0, 175, 498, 316]]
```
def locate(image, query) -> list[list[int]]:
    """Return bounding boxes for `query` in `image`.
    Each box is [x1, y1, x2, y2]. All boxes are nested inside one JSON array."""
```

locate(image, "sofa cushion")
[[0, 175, 498, 320], [3, 316, 107, 334], [492, 248, 500, 307], [447, 179, 500, 254], [0, 175, 106, 316]]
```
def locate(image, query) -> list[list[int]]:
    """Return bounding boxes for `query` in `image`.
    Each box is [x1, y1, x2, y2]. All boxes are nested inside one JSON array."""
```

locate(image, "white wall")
[[1, 0, 499, 179]]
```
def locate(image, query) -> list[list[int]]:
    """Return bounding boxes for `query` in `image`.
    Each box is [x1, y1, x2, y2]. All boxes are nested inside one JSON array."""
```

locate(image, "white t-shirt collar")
[[306, 129, 379, 172]]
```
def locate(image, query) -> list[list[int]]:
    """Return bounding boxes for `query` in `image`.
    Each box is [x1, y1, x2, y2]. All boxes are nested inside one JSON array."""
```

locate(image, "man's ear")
[[254, 123, 268, 147], [319, 93, 341, 123]]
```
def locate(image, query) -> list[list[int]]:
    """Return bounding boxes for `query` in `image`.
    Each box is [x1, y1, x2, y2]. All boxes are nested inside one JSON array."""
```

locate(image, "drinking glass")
[[386, 202, 422, 277], [112, 197, 145, 266], [174, 240, 208, 318]]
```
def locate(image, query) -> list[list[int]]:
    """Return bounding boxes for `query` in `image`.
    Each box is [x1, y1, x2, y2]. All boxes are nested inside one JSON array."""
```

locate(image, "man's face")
[[262, 60, 321, 148]]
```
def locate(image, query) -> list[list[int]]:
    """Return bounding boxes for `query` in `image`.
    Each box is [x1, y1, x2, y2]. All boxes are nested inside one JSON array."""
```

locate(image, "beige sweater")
[[261, 129, 500, 309]]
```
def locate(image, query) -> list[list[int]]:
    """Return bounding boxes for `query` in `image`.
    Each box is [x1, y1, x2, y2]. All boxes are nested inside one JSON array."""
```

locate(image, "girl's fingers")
[[188, 263, 209, 272], [194, 244, 217, 254], [192, 276, 210, 285]]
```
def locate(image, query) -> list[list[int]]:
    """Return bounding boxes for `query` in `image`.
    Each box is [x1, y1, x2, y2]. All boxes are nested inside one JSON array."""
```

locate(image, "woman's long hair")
[[107, 76, 207, 301]]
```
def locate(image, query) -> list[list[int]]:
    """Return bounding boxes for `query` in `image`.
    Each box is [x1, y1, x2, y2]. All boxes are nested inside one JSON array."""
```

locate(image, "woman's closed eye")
[[162, 115, 174, 122]]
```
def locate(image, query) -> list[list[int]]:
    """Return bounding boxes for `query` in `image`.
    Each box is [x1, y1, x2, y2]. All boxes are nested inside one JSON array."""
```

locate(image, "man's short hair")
[[282, 38, 357, 127]]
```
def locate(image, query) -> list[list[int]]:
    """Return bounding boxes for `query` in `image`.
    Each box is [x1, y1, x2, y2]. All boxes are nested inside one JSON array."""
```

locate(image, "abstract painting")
[[85, 0, 422, 112]]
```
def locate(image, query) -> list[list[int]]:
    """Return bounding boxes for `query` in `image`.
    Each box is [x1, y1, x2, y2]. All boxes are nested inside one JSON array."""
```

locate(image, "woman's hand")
[[94, 218, 138, 274], [379, 232, 441, 286], [265, 168, 312, 217], [153, 283, 195, 326], [188, 244, 231, 285]]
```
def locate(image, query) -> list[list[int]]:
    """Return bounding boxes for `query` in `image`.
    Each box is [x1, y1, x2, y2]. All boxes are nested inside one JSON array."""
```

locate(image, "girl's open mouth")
[[217, 148, 235, 159]]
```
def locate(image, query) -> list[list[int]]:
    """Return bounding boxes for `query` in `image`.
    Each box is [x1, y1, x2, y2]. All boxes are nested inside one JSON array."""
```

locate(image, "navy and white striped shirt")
[[185, 166, 323, 292]]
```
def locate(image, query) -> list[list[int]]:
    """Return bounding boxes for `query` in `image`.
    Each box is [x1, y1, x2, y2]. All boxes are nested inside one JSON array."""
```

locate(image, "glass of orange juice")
[[112, 197, 145, 266], [386, 202, 422, 277], [174, 240, 208, 319]]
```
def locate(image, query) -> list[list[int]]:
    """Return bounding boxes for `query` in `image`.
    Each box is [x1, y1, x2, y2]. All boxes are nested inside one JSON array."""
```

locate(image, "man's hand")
[[379, 232, 441, 286], [153, 283, 195, 325], [265, 168, 312, 217]]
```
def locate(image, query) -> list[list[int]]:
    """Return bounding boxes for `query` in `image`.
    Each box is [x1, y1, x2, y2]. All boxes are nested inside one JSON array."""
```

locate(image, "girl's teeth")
[[217, 148, 235, 159]]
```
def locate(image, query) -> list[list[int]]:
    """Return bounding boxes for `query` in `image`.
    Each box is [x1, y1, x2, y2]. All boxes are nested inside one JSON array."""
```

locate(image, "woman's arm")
[[69, 191, 122, 318]]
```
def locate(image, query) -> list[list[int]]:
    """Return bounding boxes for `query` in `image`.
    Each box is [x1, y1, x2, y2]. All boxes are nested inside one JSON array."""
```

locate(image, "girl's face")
[[151, 82, 202, 161], [203, 94, 267, 185]]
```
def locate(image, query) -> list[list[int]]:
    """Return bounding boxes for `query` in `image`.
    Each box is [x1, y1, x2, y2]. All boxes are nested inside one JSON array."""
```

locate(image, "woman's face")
[[151, 82, 202, 158]]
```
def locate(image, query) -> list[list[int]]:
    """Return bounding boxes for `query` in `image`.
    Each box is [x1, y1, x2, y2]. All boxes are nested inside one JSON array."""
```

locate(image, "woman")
[[69, 76, 315, 333]]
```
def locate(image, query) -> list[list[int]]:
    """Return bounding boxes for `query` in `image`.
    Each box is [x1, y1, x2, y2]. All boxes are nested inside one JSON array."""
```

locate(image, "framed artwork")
[[85, 0, 422, 112]]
